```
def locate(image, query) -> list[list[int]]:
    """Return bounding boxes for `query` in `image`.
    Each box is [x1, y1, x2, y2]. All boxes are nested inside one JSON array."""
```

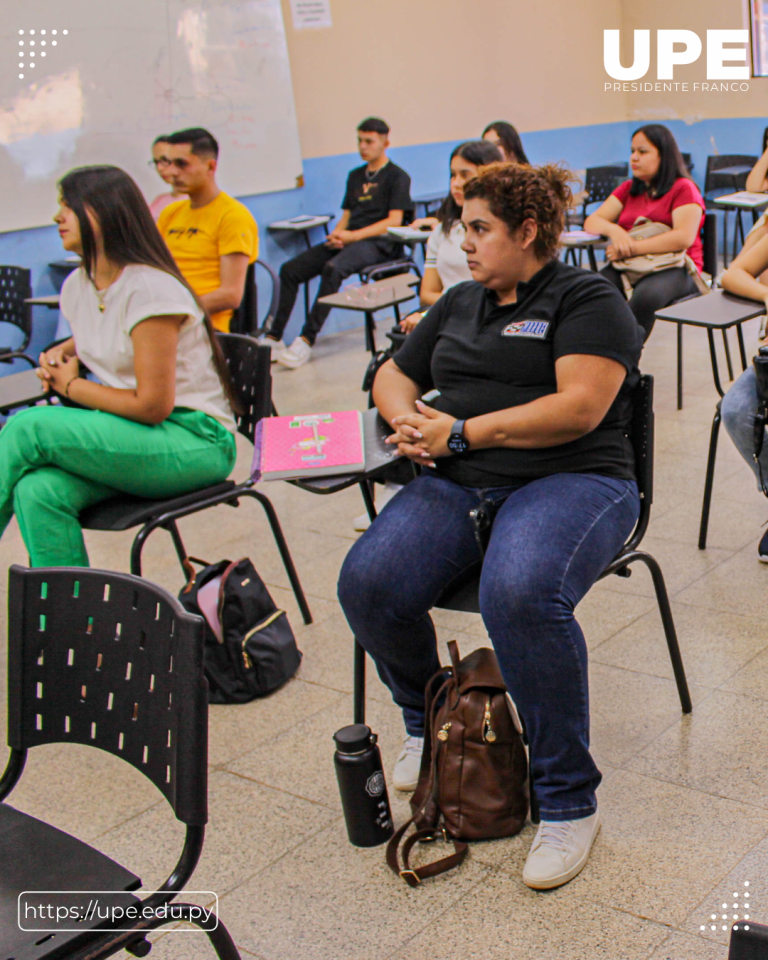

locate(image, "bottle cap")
[[333, 723, 373, 754]]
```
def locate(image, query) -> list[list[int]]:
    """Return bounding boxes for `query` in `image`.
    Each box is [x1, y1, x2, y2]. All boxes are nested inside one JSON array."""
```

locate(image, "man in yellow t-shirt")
[[157, 127, 258, 332]]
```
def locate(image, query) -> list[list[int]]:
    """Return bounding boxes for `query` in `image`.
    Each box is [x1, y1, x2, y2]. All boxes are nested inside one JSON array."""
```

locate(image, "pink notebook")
[[253, 410, 365, 481]]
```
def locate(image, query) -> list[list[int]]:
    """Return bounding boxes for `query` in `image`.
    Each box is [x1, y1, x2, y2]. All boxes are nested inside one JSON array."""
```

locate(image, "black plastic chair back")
[[583, 164, 629, 213], [681, 152, 694, 174], [6, 565, 208, 825], [230, 259, 280, 336], [0, 265, 32, 356], [704, 155, 757, 195], [216, 333, 272, 445], [624, 374, 653, 551], [702, 211, 718, 277]]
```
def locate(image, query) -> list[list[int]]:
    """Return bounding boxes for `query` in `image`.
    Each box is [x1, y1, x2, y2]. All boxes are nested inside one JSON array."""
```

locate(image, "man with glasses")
[[148, 136, 188, 220], [157, 127, 259, 332]]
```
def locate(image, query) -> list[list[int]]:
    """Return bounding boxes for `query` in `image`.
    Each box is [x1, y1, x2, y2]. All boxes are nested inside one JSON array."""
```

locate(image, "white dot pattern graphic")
[[702, 880, 754, 936], [17, 28, 68, 80]]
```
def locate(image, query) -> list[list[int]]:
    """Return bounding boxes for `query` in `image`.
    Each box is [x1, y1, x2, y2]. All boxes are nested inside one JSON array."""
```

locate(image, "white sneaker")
[[352, 482, 403, 532], [393, 735, 424, 791], [257, 335, 286, 361], [522, 809, 600, 890], [276, 337, 311, 369]]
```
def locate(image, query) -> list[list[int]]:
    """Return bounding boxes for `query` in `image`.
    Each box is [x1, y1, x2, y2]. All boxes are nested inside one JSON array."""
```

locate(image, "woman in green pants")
[[0, 165, 238, 567]]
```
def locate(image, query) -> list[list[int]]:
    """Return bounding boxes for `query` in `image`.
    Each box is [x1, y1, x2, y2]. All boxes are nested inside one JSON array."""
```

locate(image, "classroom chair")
[[704, 154, 759, 265], [78, 335, 312, 625], [0, 265, 33, 360], [230, 259, 280, 337], [0, 565, 241, 960], [565, 163, 629, 229]]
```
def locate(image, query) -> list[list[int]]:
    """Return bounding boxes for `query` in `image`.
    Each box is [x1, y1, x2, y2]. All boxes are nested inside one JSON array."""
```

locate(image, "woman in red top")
[[585, 124, 705, 340]]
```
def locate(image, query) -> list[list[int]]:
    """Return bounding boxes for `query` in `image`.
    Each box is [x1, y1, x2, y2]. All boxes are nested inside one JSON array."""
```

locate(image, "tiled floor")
[[2, 307, 768, 960]]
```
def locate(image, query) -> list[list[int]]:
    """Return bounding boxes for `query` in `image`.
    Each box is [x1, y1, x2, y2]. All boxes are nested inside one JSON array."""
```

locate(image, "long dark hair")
[[58, 165, 239, 413], [629, 124, 692, 198], [481, 121, 529, 164], [437, 140, 504, 235]]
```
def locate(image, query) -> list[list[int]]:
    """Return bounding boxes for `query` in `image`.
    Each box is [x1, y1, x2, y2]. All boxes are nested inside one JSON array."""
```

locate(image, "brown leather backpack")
[[386, 640, 529, 886]]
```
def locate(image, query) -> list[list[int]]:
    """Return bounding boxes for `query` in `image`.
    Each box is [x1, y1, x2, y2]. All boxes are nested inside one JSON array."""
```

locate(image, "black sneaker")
[[759, 529, 768, 563]]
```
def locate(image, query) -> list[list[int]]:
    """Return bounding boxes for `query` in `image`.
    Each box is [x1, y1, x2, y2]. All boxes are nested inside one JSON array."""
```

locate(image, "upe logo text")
[[604, 30, 749, 80]]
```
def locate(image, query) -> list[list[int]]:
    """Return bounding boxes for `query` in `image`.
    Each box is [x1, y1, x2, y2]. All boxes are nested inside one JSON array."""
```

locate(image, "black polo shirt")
[[343, 162, 413, 231], [392, 259, 644, 488]]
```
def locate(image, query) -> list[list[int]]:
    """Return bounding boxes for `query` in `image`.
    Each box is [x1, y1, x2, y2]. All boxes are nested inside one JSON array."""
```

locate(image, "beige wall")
[[622, 0, 767, 121], [280, 0, 628, 158]]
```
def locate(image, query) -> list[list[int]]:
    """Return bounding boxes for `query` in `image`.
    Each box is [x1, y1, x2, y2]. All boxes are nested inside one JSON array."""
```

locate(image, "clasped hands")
[[385, 400, 456, 467], [325, 229, 356, 250], [36, 346, 79, 395]]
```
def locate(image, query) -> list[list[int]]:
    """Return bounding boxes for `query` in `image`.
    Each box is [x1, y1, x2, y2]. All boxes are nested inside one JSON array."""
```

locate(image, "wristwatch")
[[447, 419, 470, 455]]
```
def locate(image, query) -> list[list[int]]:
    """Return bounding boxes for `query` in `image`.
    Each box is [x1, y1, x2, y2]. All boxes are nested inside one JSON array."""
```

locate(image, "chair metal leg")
[[128, 487, 312, 625], [241, 489, 313, 624], [722, 329, 734, 382], [353, 640, 366, 724], [587, 245, 598, 272], [620, 550, 692, 713], [364, 311, 376, 354], [737, 321, 748, 371], [706, 327, 726, 397], [676, 322, 683, 410], [699, 404, 722, 550]]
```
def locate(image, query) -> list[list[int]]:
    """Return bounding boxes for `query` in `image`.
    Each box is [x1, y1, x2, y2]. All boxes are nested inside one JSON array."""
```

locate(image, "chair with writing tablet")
[[0, 565, 241, 960]]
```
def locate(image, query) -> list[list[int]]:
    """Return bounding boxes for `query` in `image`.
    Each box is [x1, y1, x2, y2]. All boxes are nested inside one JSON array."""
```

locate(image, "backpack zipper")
[[482, 697, 497, 743], [437, 721, 452, 742], [241, 610, 285, 670]]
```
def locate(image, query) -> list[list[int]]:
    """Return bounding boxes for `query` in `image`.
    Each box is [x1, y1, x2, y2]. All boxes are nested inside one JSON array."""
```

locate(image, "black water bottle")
[[333, 724, 394, 847]]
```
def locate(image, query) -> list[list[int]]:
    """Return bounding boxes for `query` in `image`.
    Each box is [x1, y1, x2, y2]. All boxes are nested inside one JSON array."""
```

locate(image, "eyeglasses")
[[148, 157, 191, 170]]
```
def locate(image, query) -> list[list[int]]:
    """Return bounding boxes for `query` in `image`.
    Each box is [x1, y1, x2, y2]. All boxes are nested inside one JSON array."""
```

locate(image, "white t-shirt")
[[60, 264, 236, 433], [424, 221, 472, 292]]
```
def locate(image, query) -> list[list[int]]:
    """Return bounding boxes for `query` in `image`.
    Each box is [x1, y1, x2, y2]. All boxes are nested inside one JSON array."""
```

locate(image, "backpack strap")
[[387, 669, 465, 886], [386, 821, 468, 887]]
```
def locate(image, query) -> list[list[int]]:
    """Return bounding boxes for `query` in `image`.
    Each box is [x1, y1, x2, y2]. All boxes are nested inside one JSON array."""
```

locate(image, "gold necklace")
[[92, 267, 122, 313]]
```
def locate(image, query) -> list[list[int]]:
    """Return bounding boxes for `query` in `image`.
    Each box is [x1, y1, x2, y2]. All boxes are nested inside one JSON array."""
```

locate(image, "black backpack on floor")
[[179, 558, 302, 703]]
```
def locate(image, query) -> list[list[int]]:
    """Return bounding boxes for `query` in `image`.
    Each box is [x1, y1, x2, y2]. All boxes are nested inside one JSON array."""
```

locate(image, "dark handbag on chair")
[[386, 639, 529, 886]]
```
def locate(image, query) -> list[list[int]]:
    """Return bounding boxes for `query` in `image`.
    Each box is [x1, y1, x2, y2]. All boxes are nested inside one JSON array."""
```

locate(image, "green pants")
[[0, 405, 237, 567]]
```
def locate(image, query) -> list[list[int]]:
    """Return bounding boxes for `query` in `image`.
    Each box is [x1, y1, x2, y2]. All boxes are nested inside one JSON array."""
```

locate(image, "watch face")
[[447, 424, 469, 454]]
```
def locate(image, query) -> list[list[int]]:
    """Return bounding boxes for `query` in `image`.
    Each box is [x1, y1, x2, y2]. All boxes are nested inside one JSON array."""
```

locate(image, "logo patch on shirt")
[[501, 320, 550, 338]]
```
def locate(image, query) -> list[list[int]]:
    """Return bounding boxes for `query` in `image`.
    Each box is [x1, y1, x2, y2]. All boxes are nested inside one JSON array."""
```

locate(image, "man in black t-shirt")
[[265, 117, 413, 368]]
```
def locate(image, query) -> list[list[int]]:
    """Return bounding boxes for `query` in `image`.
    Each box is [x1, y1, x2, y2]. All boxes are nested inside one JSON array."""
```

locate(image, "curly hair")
[[462, 162, 572, 260]]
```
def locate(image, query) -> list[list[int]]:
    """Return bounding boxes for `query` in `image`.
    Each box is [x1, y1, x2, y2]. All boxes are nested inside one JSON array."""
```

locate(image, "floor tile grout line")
[[221, 766, 343, 813]]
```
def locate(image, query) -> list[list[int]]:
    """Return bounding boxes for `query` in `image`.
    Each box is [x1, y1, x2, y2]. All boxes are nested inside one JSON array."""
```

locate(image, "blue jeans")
[[721, 367, 768, 489], [337, 470, 640, 821]]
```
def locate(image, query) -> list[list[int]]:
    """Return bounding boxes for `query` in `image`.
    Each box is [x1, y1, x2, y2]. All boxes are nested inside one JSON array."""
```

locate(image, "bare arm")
[[38, 317, 184, 425], [746, 148, 768, 193], [372, 359, 422, 422], [198, 252, 250, 315], [721, 233, 768, 303], [419, 268, 444, 307], [389, 355, 628, 460], [629, 203, 702, 256], [584, 196, 635, 258]]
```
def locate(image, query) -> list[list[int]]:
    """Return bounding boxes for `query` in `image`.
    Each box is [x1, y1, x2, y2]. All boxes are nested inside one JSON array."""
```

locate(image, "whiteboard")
[[0, 0, 304, 233]]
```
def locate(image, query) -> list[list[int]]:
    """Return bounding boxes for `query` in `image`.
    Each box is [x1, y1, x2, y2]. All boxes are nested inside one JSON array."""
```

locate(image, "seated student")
[[338, 163, 643, 890], [400, 139, 502, 333], [0, 165, 237, 568], [263, 117, 413, 369], [745, 126, 768, 194], [738, 128, 768, 264], [584, 123, 705, 341], [148, 135, 188, 220], [481, 121, 530, 164], [157, 127, 259, 333], [719, 234, 768, 560]]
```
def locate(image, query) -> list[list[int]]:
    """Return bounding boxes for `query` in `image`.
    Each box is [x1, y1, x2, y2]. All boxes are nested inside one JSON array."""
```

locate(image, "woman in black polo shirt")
[[338, 163, 643, 891]]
